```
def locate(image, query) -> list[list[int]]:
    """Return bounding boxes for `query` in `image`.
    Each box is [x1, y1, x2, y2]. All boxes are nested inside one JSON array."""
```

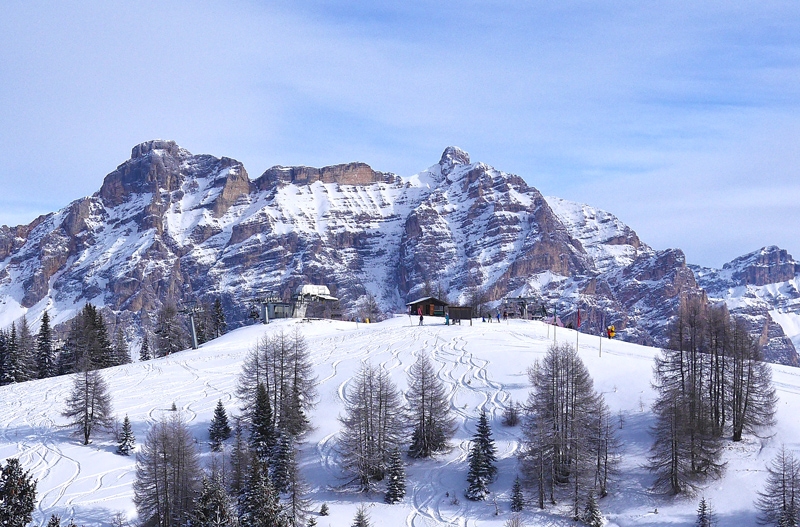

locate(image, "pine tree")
[[319, 503, 329, 516], [406, 353, 456, 458], [209, 399, 232, 452], [510, 476, 524, 512], [250, 383, 277, 466], [465, 439, 489, 501], [696, 496, 714, 527], [117, 414, 136, 455], [46, 515, 61, 527], [36, 310, 56, 379], [0, 458, 37, 527], [1, 324, 20, 384], [583, 492, 603, 527], [271, 432, 295, 494], [212, 298, 227, 339], [502, 402, 521, 427], [192, 474, 238, 527], [154, 303, 188, 357], [112, 326, 131, 366], [307, 518, 317, 527], [62, 369, 114, 445], [16, 316, 36, 382], [474, 411, 498, 483], [139, 335, 152, 362], [238, 461, 288, 527], [351, 504, 371, 527], [384, 447, 406, 504], [229, 417, 250, 497]]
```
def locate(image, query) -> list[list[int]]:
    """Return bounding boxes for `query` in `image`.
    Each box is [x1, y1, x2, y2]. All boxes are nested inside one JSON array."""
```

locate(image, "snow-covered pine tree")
[[212, 297, 227, 339], [36, 310, 56, 379], [319, 503, 329, 516], [238, 460, 288, 527], [62, 369, 114, 445], [583, 492, 603, 527], [510, 476, 524, 512], [0, 458, 37, 527], [351, 504, 371, 527], [116, 414, 135, 455], [406, 353, 456, 458], [1, 324, 20, 384], [229, 417, 250, 497], [696, 496, 714, 527], [112, 326, 131, 366], [250, 382, 277, 466], [46, 515, 61, 527], [307, 517, 317, 527], [139, 336, 151, 362], [465, 440, 489, 501], [474, 411, 498, 483], [16, 316, 36, 382], [271, 432, 295, 494], [209, 399, 232, 452], [384, 447, 406, 504], [192, 474, 238, 527]]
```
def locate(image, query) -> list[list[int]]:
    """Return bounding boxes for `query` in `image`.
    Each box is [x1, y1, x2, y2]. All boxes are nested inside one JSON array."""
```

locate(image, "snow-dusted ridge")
[[0, 140, 798, 365], [1, 317, 797, 526]]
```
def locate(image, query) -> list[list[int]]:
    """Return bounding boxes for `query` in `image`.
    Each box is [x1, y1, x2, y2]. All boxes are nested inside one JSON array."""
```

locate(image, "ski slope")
[[2, 316, 799, 526]]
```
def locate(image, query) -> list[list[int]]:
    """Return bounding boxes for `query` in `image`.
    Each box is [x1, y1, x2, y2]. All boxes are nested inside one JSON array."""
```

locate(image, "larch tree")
[[755, 446, 800, 527], [406, 353, 456, 458], [133, 412, 202, 527], [520, 342, 615, 517], [62, 369, 114, 445], [338, 362, 406, 491]]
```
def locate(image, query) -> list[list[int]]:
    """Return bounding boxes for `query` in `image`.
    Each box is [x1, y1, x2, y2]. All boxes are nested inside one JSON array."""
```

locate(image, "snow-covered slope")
[[1, 317, 796, 526]]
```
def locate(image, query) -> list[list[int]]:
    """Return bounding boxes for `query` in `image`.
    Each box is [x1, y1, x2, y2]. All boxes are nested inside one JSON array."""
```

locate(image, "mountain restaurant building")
[[406, 297, 449, 317]]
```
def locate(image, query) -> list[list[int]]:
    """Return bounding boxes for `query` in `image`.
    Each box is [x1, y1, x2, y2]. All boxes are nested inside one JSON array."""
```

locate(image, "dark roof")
[[406, 296, 449, 307]]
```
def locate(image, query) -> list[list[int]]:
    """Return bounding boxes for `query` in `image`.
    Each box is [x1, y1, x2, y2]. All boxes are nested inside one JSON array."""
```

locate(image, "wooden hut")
[[406, 297, 449, 317]]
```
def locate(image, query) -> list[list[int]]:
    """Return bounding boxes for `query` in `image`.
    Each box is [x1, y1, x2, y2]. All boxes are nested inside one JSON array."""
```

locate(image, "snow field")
[[2, 316, 800, 526]]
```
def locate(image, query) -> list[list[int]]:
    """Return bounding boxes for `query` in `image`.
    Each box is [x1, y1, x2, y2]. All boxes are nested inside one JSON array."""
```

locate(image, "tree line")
[[0, 298, 227, 385], [647, 294, 777, 495]]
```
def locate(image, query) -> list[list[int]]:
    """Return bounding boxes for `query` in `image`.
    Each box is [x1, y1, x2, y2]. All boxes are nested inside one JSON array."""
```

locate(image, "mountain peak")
[[131, 139, 182, 159], [439, 146, 470, 174]]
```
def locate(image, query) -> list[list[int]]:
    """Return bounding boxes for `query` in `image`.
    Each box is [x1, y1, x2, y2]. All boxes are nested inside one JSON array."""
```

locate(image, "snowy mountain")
[[692, 246, 800, 365], [0, 140, 797, 364], [1, 317, 797, 526]]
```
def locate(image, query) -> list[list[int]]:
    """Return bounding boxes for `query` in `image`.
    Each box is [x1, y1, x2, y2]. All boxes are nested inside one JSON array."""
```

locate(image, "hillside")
[[1, 316, 797, 526]]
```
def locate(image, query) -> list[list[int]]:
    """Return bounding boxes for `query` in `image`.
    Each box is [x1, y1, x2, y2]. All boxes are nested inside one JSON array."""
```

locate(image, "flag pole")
[[599, 313, 603, 357]]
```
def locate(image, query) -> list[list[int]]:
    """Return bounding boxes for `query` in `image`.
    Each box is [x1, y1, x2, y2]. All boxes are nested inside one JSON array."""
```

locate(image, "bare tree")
[[755, 446, 800, 526], [133, 412, 202, 527], [236, 329, 317, 437], [338, 362, 405, 491], [62, 369, 114, 445], [520, 342, 614, 517], [406, 353, 456, 458]]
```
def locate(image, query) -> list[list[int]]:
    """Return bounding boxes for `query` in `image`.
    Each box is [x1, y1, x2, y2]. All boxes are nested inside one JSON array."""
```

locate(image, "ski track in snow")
[[404, 328, 516, 527]]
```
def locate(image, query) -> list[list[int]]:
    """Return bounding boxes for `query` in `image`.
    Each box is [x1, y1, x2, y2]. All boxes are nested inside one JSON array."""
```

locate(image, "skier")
[[496, 311, 501, 323]]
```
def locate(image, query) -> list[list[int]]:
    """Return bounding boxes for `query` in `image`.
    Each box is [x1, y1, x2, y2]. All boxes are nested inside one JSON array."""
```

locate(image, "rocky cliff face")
[[693, 246, 800, 366], [1, 141, 797, 365]]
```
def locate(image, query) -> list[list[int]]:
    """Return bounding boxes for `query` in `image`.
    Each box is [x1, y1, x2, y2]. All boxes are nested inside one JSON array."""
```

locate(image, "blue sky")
[[1, 1, 799, 268]]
